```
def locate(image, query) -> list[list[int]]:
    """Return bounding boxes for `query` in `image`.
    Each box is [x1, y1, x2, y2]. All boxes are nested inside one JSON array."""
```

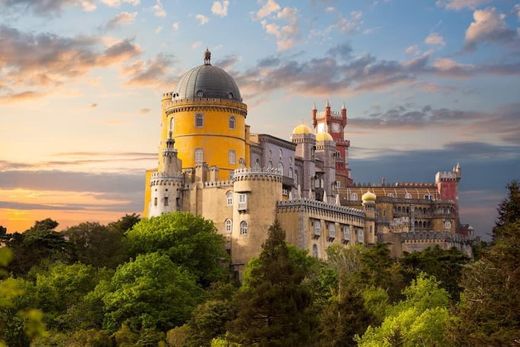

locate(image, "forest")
[[0, 181, 518, 347]]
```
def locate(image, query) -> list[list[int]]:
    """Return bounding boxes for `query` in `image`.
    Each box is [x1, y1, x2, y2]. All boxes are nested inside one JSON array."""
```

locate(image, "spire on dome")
[[204, 48, 211, 65], [341, 102, 346, 110], [325, 99, 330, 108]]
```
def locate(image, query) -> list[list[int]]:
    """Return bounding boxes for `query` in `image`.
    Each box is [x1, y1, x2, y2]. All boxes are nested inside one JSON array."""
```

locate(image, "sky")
[[0, 0, 519, 238]]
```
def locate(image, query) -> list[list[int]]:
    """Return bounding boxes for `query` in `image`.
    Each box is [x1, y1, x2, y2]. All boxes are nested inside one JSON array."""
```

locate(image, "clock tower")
[[312, 101, 352, 187]]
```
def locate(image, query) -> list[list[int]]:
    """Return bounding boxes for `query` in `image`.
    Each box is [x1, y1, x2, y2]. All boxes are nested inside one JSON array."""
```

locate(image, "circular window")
[[196, 90, 204, 97]]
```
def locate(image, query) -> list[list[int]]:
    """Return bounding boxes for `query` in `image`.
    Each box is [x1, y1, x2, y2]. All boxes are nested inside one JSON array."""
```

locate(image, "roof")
[[173, 61, 242, 102]]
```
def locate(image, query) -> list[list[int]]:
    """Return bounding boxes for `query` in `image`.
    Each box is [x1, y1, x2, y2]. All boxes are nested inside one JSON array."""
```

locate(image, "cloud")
[[196, 14, 209, 25], [0, 90, 45, 104], [152, 0, 166, 17], [124, 53, 175, 87], [349, 102, 520, 145], [0, 0, 96, 15], [211, 0, 229, 17], [171, 22, 180, 32], [465, 8, 518, 50], [101, 0, 139, 7], [105, 11, 137, 30], [191, 41, 202, 49], [336, 10, 363, 33], [436, 0, 491, 10], [256, 0, 280, 19], [257, 4, 299, 51], [425, 32, 445, 46], [405, 45, 421, 56], [234, 43, 520, 99], [0, 25, 140, 99], [216, 55, 239, 70]]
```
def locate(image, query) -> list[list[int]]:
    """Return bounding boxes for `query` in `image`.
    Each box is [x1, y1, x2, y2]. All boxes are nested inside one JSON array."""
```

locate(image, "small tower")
[[291, 124, 316, 200], [312, 101, 352, 187], [362, 191, 377, 244], [148, 134, 184, 217], [435, 164, 461, 203], [314, 131, 337, 202]]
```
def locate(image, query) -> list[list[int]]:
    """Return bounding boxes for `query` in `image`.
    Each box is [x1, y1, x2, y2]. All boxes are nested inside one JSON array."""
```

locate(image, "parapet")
[[232, 167, 283, 182], [277, 198, 366, 219]]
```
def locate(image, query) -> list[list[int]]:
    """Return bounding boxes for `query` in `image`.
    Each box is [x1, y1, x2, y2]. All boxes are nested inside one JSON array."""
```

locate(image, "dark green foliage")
[[65, 220, 129, 269], [126, 212, 229, 286], [317, 289, 373, 347], [227, 220, 316, 346], [454, 220, 520, 345], [7, 219, 73, 275], [186, 299, 237, 347], [451, 181, 520, 345], [494, 180, 520, 237], [101, 252, 203, 332], [400, 246, 469, 300]]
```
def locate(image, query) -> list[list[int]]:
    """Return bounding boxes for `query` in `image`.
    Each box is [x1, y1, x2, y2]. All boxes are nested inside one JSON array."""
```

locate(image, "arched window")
[[357, 229, 364, 244], [312, 244, 319, 258], [278, 162, 284, 175], [229, 115, 236, 129], [195, 148, 204, 164], [294, 170, 298, 185], [169, 117, 175, 134], [288, 167, 293, 178], [224, 219, 232, 233], [351, 193, 358, 201], [268, 161, 273, 169], [226, 191, 233, 206], [279, 148, 283, 158], [240, 221, 248, 235], [255, 158, 261, 169], [195, 113, 204, 127], [228, 150, 236, 165]]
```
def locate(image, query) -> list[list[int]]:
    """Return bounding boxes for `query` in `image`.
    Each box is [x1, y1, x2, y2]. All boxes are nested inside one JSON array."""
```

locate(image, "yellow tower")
[[144, 49, 248, 216]]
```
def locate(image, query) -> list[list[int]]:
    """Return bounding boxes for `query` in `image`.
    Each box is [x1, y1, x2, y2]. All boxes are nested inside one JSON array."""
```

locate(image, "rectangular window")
[[195, 113, 204, 127], [238, 193, 247, 211], [164, 197, 169, 206], [154, 197, 157, 206], [195, 148, 204, 164], [312, 220, 321, 238]]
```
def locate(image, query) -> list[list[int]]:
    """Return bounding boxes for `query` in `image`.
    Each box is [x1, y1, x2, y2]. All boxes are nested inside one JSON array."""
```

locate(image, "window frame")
[[194, 148, 204, 164], [229, 115, 236, 129], [240, 221, 248, 235], [195, 113, 204, 128]]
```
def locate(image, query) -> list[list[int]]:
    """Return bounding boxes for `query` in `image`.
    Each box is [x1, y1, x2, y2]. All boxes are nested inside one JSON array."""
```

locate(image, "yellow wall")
[[142, 169, 153, 216], [162, 107, 247, 181]]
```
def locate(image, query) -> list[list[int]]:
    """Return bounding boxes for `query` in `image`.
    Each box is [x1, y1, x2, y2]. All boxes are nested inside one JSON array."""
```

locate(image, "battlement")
[[435, 171, 459, 182], [277, 198, 365, 218], [203, 180, 234, 188], [395, 231, 472, 244], [232, 167, 282, 182]]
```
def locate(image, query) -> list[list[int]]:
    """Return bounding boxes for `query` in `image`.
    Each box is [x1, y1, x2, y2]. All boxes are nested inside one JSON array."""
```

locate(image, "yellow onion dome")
[[316, 131, 334, 142], [362, 191, 377, 203], [292, 123, 313, 135]]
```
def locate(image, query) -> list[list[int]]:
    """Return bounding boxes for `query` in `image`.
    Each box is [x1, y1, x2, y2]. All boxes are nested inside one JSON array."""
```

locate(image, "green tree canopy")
[[400, 245, 469, 300], [7, 219, 72, 275], [357, 274, 452, 347], [227, 220, 316, 346], [101, 252, 203, 332], [126, 212, 228, 286]]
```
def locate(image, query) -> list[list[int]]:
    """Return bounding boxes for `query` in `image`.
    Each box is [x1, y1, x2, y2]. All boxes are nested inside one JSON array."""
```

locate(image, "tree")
[[317, 289, 373, 347], [356, 274, 453, 347], [400, 246, 469, 300], [65, 221, 129, 268], [494, 180, 520, 238], [7, 219, 72, 275], [27, 262, 110, 331], [101, 252, 203, 332], [451, 182, 520, 345], [227, 220, 316, 346], [126, 212, 228, 286]]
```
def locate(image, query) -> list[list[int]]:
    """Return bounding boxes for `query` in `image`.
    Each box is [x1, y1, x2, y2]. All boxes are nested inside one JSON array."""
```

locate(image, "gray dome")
[[173, 63, 242, 102]]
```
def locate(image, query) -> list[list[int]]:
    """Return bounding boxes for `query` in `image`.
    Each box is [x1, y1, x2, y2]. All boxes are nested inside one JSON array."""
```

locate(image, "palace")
[[143, 50, 473, 272]]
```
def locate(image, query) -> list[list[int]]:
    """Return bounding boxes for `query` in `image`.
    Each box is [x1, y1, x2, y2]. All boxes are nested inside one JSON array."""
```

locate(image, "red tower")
[[312, 101, 352, 187]]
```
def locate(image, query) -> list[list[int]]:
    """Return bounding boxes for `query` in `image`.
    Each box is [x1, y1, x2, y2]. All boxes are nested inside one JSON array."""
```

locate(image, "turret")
[[362, 191, 376, 244], [291, 124, 316, 199]]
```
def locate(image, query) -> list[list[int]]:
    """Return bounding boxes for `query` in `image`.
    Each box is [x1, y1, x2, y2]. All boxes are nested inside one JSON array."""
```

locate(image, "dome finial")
[[204, 48, 211, 65]]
